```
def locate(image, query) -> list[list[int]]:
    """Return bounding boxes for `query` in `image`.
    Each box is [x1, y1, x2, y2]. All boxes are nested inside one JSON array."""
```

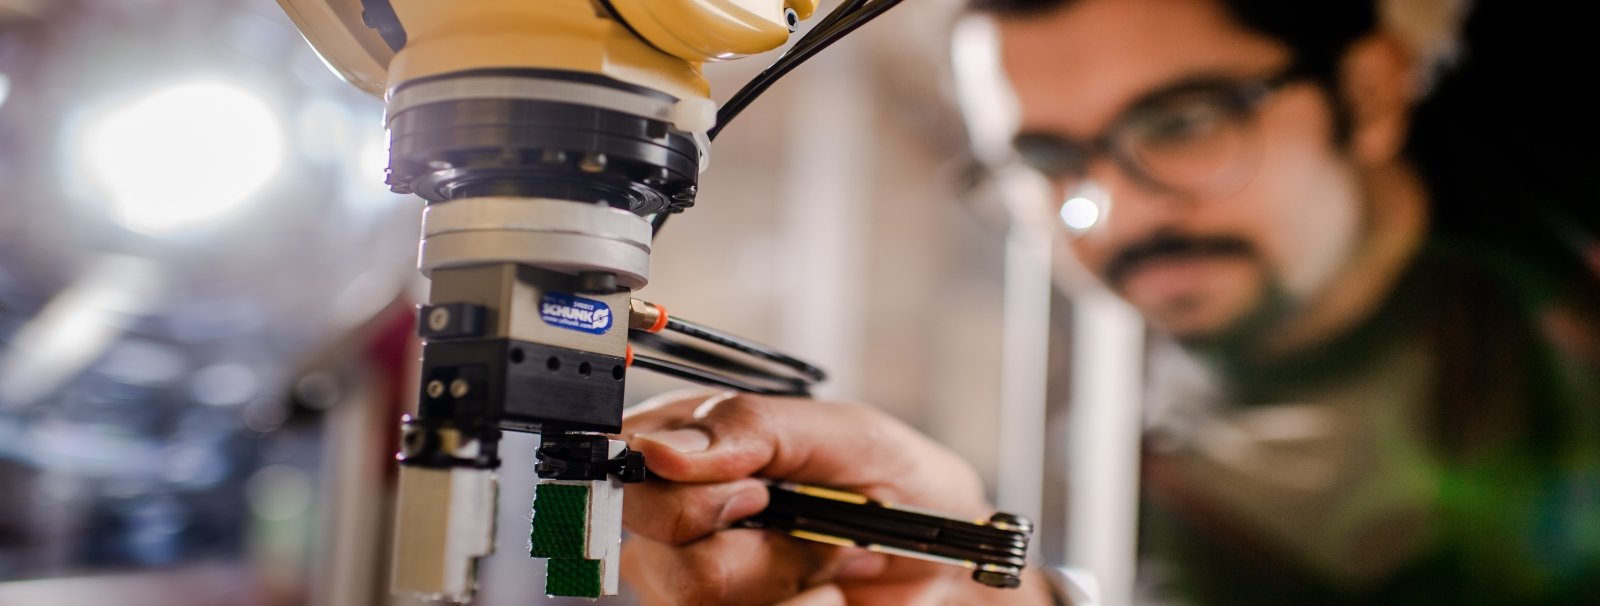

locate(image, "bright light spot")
[[340, 130, 405, 213], [1059, 196, 1101, 231], [359, 132, 389, 184], [77, 81, 285, 235], [0, 73, 11, 111]]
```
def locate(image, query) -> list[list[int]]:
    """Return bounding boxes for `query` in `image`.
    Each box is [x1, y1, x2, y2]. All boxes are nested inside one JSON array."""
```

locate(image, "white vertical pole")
[[1067, 292, 1144, 606], [775, 37, 870, 400], [950, 14, 1058, 557], [995, 180, 1055, 531]]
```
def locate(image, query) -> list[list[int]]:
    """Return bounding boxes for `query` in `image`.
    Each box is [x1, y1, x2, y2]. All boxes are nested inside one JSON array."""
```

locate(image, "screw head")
[[401, 426, 424, 454], [425, 380, 445, 399], [449, 379, 470, 398], [426, 307, 451, 332]]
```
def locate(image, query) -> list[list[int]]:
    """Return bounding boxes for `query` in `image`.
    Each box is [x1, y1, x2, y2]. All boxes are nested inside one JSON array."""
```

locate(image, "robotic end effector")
[[274, 0, 820, 600]]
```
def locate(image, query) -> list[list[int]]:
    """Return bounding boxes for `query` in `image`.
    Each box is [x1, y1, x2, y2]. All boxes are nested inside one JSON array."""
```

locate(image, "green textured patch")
[[531, 483, 588, 558], [545, 558, 602, 598]]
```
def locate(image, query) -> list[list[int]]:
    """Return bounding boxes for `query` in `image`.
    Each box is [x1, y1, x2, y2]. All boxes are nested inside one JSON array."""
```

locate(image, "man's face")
[[998, 0, 1368, 343]]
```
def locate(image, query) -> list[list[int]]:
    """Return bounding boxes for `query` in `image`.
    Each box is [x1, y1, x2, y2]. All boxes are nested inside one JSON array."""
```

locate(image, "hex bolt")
[[450, 379, 470, 398], [426, 380, 445, 399], [427, 307, 451, 332]]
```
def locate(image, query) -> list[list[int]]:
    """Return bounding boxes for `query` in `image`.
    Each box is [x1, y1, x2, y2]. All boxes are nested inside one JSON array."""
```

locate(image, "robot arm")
[[272, 1, 821, 601], [273, 1, 1033, 602], [275, 0, 393, 96], [277, 0, 818, 98], [606, 0, 820, 61]]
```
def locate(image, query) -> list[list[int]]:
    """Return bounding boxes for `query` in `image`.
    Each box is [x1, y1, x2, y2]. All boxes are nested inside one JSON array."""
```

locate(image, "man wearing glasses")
[[618, 0, 1600, 604]]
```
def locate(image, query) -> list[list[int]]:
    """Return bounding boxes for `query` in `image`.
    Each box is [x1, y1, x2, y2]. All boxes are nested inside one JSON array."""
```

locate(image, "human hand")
[[619, 391, 1054, 605]]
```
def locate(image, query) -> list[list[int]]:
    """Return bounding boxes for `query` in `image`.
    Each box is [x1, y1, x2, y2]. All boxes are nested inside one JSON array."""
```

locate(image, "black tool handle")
[[736, 482, 1033, 589]]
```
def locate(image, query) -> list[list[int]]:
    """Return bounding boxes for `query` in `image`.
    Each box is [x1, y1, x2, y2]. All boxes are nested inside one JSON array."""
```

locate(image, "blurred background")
[[0, 0, 1126, 604]]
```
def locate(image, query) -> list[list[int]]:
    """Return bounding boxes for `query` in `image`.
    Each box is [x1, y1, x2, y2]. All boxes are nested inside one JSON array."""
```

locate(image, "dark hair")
[[969, 0, 1374, 82], [971, 0, 1600, 274], [1407, 0, 1600, 273]]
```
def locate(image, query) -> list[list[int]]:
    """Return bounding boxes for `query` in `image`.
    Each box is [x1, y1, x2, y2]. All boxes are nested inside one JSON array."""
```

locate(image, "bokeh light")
[[74, 81, 285, 235], [1059, 195, 1101, 232]]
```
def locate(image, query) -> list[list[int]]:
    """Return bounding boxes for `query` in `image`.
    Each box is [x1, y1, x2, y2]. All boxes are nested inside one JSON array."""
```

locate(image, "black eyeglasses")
[[1012, 69, 1300, 233]]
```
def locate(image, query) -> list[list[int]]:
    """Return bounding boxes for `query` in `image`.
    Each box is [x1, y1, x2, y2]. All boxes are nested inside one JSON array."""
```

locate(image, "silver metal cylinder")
[[419, 197, 653, 289]]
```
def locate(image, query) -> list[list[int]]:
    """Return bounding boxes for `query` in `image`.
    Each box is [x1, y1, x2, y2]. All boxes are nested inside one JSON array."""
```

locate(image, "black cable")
[[632, 354, 811, 396], [652, 0, 900, 240], [751, 0, 874, 88], [654, 0, 867, 239], [806, 0, 870, 41], [663, 317, 828, 383], [631, 330, 813, 387], [710, 0, 904, 141]]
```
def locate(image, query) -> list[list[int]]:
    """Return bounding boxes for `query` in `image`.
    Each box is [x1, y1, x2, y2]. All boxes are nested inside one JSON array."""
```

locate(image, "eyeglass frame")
[[1010, 66, 1306, 202]]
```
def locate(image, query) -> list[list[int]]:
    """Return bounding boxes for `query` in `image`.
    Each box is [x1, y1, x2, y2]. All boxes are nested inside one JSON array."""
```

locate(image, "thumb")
[[629, 394, 986, 513], [631, 426, 714, 457], [630, 424, 716, 480]]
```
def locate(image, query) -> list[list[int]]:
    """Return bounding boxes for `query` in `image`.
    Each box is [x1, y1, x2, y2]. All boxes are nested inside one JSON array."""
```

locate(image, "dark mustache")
[[1104, 232, 1258, 288]]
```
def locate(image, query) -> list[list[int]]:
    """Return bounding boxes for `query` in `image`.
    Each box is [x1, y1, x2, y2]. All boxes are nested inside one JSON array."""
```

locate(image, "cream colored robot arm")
[[275, 0, 394, 96], [270, 0, 832, 602], [607, 0, 821, 61], [275, 0, 820, 96]]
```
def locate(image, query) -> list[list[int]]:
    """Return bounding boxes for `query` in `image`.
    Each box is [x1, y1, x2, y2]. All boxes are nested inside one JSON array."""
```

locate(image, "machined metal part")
[[416, 263, 633, 435], [419, 302, 488, 339], [387, 74, 691, 131], [426, 264, 633, 355], [428, 307, 453, 332], [420, 339, 629, 434], [398, 420, 496, 468], [420, 197, 653, 288], [384, 70, 700, 213], [627, 298, 666, 331], [390, 464, 498, 602]]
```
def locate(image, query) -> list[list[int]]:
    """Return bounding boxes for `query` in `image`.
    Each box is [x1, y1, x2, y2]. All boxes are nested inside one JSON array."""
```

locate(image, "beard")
[[1171, 275, 1297, 360], [1103, 229, 1299, 359]]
